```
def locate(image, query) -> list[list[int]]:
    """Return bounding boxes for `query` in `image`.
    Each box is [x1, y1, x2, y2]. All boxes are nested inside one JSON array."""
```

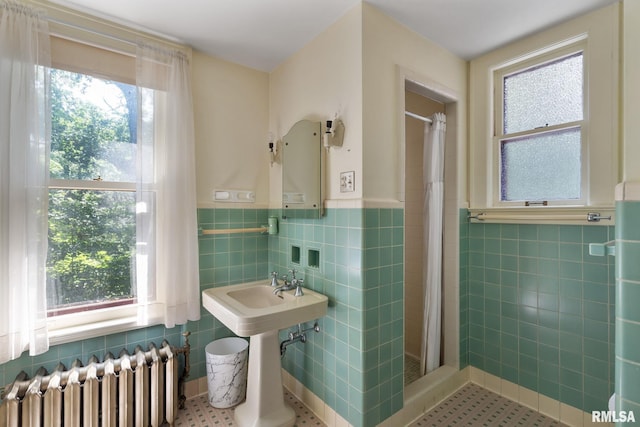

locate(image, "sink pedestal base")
[[234, 330, 295, 427]]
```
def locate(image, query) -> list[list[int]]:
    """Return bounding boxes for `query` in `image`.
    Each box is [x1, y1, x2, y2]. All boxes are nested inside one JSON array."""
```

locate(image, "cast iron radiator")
[[0, 333, 191, 427]]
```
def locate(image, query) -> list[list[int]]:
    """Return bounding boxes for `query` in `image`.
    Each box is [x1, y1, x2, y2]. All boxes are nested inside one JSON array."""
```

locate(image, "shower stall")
[[401, 77, 460, 389]]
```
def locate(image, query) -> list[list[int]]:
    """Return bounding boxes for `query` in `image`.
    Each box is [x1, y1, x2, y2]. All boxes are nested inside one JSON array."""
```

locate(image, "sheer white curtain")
[[135, 42, 200, 328], [421, 112, 446, 375], [0, 1, 50, 363]]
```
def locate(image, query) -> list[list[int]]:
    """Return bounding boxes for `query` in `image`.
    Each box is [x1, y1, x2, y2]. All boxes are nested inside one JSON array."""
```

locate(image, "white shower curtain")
[[420, 112, 446, 375]]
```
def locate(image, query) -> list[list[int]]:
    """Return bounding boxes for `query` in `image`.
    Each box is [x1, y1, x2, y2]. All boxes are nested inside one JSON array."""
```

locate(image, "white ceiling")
[[49, 0, 619, 72]]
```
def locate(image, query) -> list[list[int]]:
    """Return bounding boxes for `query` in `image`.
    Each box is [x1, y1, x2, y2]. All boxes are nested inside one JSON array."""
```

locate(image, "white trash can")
[[205, 337, 249, 408]]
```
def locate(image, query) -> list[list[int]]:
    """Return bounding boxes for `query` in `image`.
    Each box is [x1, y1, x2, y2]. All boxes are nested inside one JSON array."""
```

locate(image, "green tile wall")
[[615, 201, 640, 417], [0, 208, 270, 394], [460, 209, 469, 368], [193, 208, 270, 378], [1, 206, 407, 427], [270, 208, 404, 427], [5, 203, 623, 422], [464, 219, 615, 413]]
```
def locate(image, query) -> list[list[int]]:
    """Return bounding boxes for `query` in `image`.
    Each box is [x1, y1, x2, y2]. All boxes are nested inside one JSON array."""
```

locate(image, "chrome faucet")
[[273, 269, 304, 296], [270, 271, 280, 287]]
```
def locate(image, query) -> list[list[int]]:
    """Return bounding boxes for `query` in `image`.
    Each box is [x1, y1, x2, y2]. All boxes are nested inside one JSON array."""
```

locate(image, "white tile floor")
[[410, 383, 568, 427], [405, 354, 422, 386], [175, 389, 325, 427], [176, 382, 568, 427]]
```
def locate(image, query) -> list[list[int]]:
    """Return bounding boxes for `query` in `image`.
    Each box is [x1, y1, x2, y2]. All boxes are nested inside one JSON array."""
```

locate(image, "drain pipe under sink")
[[280, 321, 320, 358]]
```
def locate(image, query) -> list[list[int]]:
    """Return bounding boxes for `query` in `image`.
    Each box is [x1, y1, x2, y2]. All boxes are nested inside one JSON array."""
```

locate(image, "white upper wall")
[[193, 2, 634, 209], [269, 2, 468, 208], [269, 4, 364, 206], [361, 3, 467, 204], [192, 3, 468, 210], [623, 0, 640, 182], [192, 52, 270, 207]]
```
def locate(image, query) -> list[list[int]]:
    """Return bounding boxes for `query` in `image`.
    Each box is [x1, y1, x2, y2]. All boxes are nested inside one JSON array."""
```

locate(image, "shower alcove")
[[398, 73, 461, 395]]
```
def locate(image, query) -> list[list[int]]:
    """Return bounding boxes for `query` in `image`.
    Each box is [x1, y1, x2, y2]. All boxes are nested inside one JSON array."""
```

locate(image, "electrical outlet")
[[340, 171, 355, 192]]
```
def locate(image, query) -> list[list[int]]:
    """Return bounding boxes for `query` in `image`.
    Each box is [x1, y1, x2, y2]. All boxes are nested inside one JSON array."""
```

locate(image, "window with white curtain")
[[44, 33, 200, 341], [2, 2, 199, 358]]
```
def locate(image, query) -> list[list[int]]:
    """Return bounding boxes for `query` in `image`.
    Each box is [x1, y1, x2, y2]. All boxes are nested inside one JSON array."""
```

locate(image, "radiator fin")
[[118, 349, 134, 425], [102, 354, 117, 427], [44, 365, 63, 427], [65, 360, 82, 427], [84, 356, 100, 426]]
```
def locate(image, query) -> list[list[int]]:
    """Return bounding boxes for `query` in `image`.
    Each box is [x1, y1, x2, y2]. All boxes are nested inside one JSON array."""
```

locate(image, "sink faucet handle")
[[294, 278, 304, 297], [270, 271, 279, 287], [289, 269, 297, 279]]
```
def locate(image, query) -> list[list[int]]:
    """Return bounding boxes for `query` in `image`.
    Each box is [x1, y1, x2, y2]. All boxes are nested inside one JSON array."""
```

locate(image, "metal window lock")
[[525, 201, 548, 206]]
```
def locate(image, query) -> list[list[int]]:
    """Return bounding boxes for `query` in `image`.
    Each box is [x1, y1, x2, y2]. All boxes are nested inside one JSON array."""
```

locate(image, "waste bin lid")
[[206, 337, 248, 356]]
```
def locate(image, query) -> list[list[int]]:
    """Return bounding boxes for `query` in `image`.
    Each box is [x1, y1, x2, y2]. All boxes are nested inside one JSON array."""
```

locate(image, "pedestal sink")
[[202, 280, 328, 427]]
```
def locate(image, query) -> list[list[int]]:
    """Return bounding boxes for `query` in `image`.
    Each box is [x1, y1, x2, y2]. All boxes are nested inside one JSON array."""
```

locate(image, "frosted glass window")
[[500, 127, 581, 201], [504, 52, 583, 134]]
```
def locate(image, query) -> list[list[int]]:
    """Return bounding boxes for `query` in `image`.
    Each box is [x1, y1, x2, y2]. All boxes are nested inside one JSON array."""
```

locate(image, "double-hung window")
[[469, 4, 619, 217], [46, 37, 142, 327], [47, 68, 138, 316], [495, 44, 585, 206]]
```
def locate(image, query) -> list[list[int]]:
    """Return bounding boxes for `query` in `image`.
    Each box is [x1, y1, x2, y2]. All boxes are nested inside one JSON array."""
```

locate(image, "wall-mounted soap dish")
[[588, 240, 616, 256]]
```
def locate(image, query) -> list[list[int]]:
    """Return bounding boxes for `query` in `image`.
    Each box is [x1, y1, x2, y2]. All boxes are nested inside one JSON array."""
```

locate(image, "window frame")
[[492, 42, 588, 207], [45, 65, 146, 343], [45, 34, 150, 345], [45, 62, 174, 344]]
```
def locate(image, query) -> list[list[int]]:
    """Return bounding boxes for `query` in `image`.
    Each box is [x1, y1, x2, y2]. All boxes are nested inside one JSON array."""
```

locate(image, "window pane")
[[500, 127, 581, 201], [504, 53, 583, 134], [50, 69, 137, 182], [47, 190, 136, 312]]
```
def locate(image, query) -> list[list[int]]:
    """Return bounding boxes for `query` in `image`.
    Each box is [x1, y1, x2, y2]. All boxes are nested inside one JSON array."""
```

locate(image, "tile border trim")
[[468, 366, 613, 427]]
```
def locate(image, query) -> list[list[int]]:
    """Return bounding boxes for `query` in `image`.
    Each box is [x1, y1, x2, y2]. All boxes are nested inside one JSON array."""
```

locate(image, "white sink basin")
[[203, 279, 328, 426], [227, 285, 294, 309], [202, 280, 328, 337]]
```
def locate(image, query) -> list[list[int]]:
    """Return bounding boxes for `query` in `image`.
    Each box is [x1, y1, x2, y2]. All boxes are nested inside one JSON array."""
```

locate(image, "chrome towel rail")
[[468, 211, 612, 223], [199, 227, 268, 235]]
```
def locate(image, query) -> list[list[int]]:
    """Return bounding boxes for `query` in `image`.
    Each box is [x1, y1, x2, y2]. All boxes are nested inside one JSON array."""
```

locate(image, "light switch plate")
[[340, 171, 355, 192]]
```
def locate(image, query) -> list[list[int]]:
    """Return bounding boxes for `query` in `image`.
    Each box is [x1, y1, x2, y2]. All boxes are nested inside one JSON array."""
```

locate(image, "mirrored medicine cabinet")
[[281, 120, 322, 219]]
